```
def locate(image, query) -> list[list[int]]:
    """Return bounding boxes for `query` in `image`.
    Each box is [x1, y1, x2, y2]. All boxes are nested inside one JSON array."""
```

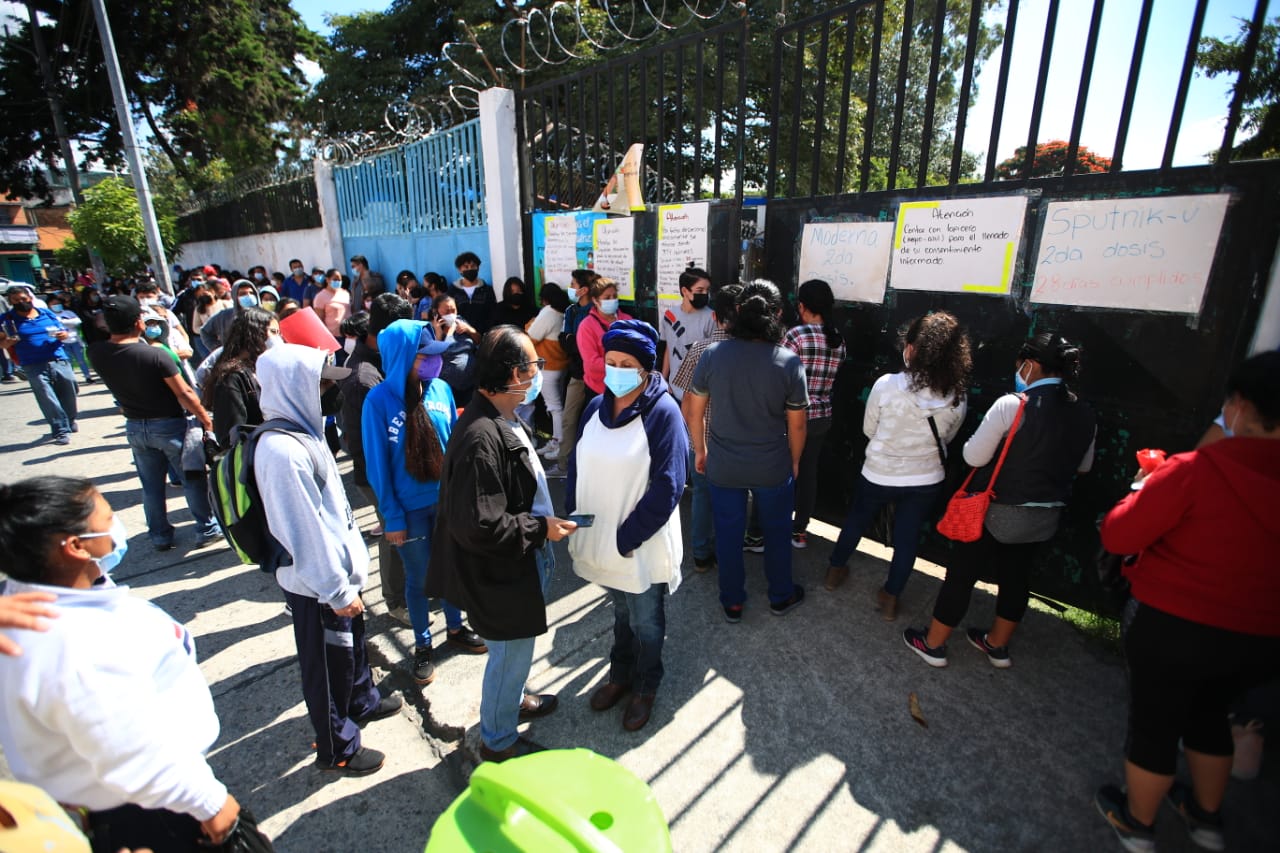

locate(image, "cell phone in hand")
[[566, 514, 595, 528]]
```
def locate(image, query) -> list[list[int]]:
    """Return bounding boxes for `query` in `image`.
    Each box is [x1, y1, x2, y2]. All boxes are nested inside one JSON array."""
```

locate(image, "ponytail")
[[402, 371, 444, 482], [797, 279, 843, 350]]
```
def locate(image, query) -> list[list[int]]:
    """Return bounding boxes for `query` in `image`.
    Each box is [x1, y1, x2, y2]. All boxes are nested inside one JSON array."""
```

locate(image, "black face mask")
[[690, 292, 710, 310], [197, 295, 214, 307], [461, 269, 479, 282], [320, 383, 343, 416], [506, 293, 526, 308]]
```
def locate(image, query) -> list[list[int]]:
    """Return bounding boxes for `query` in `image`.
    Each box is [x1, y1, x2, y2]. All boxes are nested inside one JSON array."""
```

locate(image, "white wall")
[[178, 226, 337, 276]]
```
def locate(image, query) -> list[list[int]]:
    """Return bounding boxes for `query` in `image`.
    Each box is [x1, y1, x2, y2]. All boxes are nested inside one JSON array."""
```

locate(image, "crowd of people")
[[0, 250, 1276, 852]]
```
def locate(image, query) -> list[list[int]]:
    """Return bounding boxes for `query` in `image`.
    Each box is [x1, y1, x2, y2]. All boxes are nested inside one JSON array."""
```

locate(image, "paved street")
[[1, 378, 1276, 852]]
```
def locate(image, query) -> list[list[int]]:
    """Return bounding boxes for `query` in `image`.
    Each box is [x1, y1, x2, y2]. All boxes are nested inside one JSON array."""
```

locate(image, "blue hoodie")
[[362, 320, 456, 532]]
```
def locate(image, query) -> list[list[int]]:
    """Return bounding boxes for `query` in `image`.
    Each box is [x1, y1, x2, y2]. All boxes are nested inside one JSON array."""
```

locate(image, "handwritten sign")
[[532, 211, 603, 290], [1030, 194, 1230, 314], [656, 202, 709, 302], [891, 196, 1028, 295], [798, 221, 895, 303], [593, 217, 636, 300]]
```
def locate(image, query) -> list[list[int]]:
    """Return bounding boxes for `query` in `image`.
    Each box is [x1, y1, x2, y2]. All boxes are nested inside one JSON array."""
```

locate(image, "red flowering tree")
[[995, 140, 1113, 179]]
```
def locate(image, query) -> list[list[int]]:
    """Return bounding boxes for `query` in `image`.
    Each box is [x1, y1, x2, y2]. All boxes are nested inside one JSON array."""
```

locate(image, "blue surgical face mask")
[[144, 325, 164, 340], [1014, 362, 1030, 393], [313, 273, 325, 284], [253, 272, 264, 281], [329, 279, 342, 290], [599, 298, 620, 315], [604, 364, 643, 397], [507, 368, 543, 406], [77, 516, 129, 574], [238, 294, 257, 308]]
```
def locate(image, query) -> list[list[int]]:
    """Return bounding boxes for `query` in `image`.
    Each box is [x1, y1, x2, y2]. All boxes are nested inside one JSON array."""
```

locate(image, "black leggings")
[[1124, 602, 1280, 775], [932, 528, 1040, 627]]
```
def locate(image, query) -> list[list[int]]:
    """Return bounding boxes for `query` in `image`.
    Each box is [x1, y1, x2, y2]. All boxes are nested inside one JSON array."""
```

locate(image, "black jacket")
[[210, 367, 262, 449], [426, 394, 550, 640], [339, 339, 383, 487]]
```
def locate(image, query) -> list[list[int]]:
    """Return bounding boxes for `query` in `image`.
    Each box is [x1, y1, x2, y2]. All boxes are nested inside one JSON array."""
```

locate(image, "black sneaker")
[[742, 535, 765, 553], [693, 554, 716, 573], [1094, 784, 1155, 852], [412, 646, 436, 685], [446, 627, 488, 654], [723, 604, 743, 623], [317, 746, 385, 776], [966, 628, 1012, 668], [1166, 780, 1226, 851], [903, 627, 948, 667], [355, 694, 403, 727], [769, 585, 806, 616]]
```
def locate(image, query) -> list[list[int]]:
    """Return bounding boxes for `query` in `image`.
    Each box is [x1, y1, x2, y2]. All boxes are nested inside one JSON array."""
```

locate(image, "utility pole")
[[25, 1, 106, 283], [88, 0, 173, 294]]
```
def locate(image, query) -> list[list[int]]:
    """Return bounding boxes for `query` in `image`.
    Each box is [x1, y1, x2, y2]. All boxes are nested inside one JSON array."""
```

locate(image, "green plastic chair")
[[426, 748, 671, 852]]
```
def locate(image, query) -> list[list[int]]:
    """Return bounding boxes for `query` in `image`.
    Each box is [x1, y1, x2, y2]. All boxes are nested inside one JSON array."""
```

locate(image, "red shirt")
[[1101, 438, 1280, 636]]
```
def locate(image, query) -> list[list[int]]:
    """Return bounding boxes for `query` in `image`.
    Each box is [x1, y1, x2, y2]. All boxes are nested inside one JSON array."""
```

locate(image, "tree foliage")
[[66, 177, 180, 273], [1197, 15, 1280, 161], [994, 140, 1112, 180], [0, 0, 321, 200]]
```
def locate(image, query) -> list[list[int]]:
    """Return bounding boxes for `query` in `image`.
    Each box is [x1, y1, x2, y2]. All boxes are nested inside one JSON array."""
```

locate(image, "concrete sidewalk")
[[1, 379, 1276, 852]]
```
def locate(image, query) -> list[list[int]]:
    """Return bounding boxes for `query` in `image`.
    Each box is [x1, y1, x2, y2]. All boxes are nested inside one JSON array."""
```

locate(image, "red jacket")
[[1101, 437, 1280, 636]]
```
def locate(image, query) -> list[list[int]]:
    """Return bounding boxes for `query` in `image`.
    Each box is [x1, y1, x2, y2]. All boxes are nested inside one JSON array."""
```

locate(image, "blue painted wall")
[[342, 226, 491, 284]]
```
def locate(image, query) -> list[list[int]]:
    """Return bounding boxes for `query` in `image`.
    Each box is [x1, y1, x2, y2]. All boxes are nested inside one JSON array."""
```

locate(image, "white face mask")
[[342, 337, 356, 354], [440, 313, 459, 326]]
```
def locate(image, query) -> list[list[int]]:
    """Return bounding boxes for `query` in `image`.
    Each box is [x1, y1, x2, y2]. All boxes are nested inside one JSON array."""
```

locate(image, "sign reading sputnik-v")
[[1030, 194, 1230, 315]]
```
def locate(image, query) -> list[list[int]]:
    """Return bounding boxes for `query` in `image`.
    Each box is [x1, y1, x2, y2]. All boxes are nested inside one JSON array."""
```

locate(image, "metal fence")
[[178, 175, 321, 243], [333, 119, 486, 238], [515, 17, 749, 211], [767, 0, 1273, 198]]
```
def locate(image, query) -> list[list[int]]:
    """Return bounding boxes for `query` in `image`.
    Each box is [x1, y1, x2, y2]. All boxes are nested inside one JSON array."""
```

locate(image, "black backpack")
[[207, 418, 327, 572]]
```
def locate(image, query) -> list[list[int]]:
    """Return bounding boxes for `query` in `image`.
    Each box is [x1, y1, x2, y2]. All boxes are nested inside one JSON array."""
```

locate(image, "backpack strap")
[[926, 415, 947, 467], [245, 418, 328, 492]]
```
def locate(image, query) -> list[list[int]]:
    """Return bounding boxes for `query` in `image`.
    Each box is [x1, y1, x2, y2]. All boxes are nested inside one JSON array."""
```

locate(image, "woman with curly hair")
[[200, 307, 279, 449], [824, 311, 971, 621], [905, 331, 1096, 668]]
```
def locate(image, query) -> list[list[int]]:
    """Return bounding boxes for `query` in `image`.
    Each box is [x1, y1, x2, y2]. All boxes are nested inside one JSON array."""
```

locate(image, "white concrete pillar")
[[479, 87, 523, 291], [313, 158, 346, 271]]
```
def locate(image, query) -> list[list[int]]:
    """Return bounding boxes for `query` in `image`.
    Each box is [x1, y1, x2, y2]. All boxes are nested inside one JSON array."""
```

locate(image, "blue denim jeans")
[[63, 340, 92, 382], [394, 505, 463, 649], [711, 476, 797, 606], [609, 584, 667, 693], [480, 543, 553, 751], [689, 446, 714, 560], [26, 358, 78, 437], [828, 474, 941, 596], [124, 416, 220, 546]]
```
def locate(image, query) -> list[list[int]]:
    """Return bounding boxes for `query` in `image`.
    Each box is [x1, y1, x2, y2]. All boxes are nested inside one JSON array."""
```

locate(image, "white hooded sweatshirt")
[[254, 344, 369, 609]]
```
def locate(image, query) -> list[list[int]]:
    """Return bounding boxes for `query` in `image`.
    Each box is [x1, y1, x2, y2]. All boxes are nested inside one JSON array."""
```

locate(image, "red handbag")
[[936, 395, 1027, 543]]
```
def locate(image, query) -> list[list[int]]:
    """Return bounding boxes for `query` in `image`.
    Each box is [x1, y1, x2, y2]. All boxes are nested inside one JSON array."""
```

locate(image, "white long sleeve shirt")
[[0, 580, 226, 820]]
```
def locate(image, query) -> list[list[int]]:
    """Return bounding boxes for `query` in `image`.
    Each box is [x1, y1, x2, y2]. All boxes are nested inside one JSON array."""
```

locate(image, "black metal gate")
[[762, 0, 1280, 608]]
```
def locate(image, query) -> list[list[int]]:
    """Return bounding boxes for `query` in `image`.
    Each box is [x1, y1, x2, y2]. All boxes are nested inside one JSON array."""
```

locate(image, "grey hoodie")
[[253, 344, 368, 608]]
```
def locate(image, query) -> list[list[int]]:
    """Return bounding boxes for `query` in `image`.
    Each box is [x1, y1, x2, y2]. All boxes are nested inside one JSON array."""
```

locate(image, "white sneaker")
[[543, 463, 567, 479], [538, 440, 560, 460]]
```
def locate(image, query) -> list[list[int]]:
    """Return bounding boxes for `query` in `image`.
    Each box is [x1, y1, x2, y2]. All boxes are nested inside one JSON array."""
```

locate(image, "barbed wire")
[[440, 0, 738, 112], [178, 160, 315, 216]]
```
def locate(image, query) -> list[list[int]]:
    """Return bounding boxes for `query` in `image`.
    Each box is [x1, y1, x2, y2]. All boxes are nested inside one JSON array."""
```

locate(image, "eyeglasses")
[[512, 358, 546, 372]]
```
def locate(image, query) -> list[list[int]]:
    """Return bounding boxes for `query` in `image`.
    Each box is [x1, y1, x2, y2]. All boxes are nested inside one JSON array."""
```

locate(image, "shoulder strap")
[[249, 418, 328, 491], [926, 415, 947, 466], [982, 394, 1027, 495]]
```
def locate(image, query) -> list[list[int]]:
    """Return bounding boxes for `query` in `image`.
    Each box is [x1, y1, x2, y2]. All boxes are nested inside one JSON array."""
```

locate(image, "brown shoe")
[[622, 693, 656, 732], [518, 693, 559, 720], [589, 681, 631, 711], [824, 565, 849, 591], [876, 588, 898, 622], [478, 735, 545, 763]]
